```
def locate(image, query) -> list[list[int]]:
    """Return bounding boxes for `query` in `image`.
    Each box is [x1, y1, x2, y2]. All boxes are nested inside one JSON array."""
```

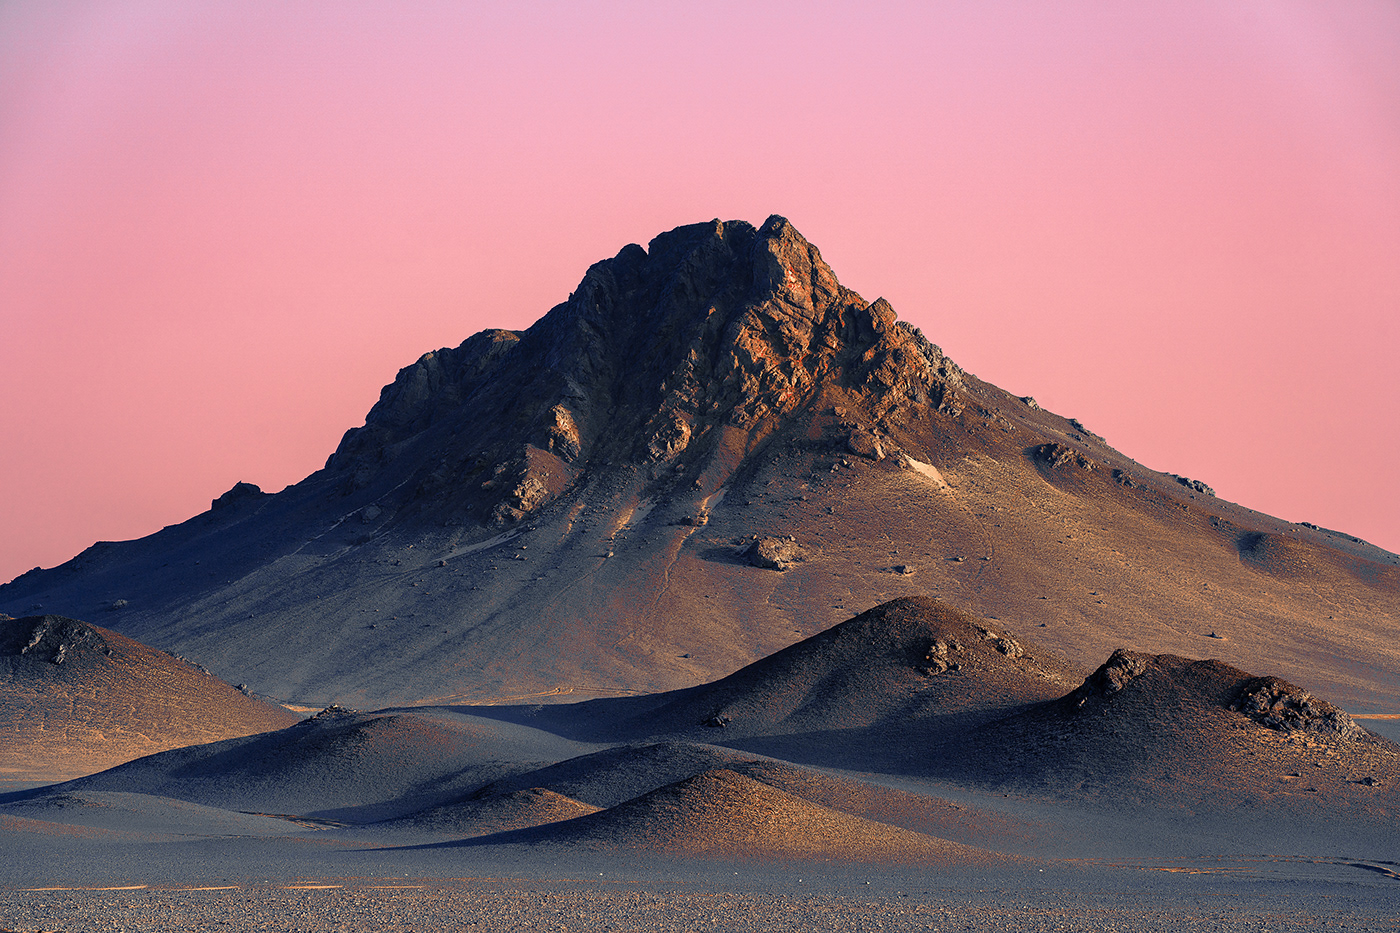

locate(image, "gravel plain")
[[4, 873, 1400, 933]]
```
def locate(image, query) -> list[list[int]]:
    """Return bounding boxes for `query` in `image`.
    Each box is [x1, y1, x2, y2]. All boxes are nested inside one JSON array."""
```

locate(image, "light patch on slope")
[[904, 455, 949, 489], [611, 500, 657, 538], [701, 488, 728, 512]]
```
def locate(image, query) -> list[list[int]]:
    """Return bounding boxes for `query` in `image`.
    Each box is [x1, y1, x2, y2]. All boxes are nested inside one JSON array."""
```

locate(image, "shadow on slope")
[[0, 790, 315, 837], [3, 706, 597, 822], [357, 736, 1046, 854], [369, 786, 601, 839]]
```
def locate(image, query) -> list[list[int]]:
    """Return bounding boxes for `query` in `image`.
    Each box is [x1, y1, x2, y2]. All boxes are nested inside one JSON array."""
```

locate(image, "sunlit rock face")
[[323, 215, 965, 527]]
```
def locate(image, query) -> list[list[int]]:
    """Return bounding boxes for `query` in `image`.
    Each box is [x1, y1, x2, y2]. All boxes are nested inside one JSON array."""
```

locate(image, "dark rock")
[[993, 636, 1022, 658], [845, 427, 886, 460], [1034, 443, 1093, 470], [917, 638, 963, 675], [1231, 677, 1363, 739], [1068, 418, 1102, 441], [298, 704, 361, 726], [211, 482, 264, 511], [1171, 475, 1216, 496], [1073, 649, 1149, 707], [746, 536, 799, 570], [2, 615, 110, 667]]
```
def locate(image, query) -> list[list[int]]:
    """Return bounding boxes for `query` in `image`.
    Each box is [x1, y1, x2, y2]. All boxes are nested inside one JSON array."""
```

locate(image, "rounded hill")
[[0, 614, 299, 783]]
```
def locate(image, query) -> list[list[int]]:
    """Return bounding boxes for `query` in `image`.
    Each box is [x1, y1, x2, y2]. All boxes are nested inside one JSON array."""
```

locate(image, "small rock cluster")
[[10, 615, 111, 666], [1171, 475, 1216, 496], [745, 535, 799, 570], [1034, 443, 1094, 471], [917, 638, 964, 675], [982, 629, 1024, 659]]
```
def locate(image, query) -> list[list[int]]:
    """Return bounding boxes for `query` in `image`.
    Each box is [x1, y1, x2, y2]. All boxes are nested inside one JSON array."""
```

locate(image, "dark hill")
[[609, 596, 1083, 738], [373, 786, 601, 839], [923, 649, 1400, 818]]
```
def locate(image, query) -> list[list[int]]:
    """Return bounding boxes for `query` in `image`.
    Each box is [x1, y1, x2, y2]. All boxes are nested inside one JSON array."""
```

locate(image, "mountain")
[[0, 614, 298, 782], [2, 216, 1397, 711]]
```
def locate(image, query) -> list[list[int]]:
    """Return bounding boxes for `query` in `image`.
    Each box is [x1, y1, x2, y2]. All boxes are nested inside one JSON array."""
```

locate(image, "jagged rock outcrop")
[[1071, 648, 1149, 707], [1035, 443, 1094, 471], [1, 614, 111, 667], [1231, 676, 1363, 739], [211, 482, 265, 511], [321, 216, 966, 527]]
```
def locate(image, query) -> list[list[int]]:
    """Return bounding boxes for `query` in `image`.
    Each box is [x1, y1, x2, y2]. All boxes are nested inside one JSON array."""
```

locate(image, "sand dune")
[[461, 767, 1008, 865], [374, 786, 601, 838], [38, 705, 591, 821]]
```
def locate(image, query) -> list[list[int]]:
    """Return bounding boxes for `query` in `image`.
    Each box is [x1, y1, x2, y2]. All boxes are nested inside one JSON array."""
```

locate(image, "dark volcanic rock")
[[211, 482, 265, 511], [746, 535, 799, 570], [1, 614, 110, 667], [1071, 648, 1149, 706], [1034, 443, 1093, 470], [1231, 676, 1363, 738], [1171, 475, 1215, 496]]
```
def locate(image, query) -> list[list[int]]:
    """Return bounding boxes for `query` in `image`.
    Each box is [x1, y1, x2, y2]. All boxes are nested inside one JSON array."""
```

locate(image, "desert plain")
[[2, 218, 1398, 931]]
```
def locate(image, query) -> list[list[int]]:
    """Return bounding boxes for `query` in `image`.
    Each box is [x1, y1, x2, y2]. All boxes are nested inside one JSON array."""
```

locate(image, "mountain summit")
[[325, 216, 962, 528], [3, 217, 1397, 709]]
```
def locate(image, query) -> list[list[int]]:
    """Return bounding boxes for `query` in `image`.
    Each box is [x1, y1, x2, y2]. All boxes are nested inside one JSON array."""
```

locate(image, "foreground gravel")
[[3, 878, 1399, 933]]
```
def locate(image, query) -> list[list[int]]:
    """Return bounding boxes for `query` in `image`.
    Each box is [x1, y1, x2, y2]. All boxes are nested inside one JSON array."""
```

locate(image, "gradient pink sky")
[[2, 1, 1397, 583]]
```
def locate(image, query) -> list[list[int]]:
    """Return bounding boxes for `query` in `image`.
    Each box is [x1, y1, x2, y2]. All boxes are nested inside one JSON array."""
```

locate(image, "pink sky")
[[2, 1, 1397, 583]]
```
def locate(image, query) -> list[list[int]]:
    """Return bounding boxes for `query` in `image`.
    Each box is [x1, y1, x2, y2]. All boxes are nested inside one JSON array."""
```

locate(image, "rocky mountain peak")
[[324, 216, 964, 527]]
